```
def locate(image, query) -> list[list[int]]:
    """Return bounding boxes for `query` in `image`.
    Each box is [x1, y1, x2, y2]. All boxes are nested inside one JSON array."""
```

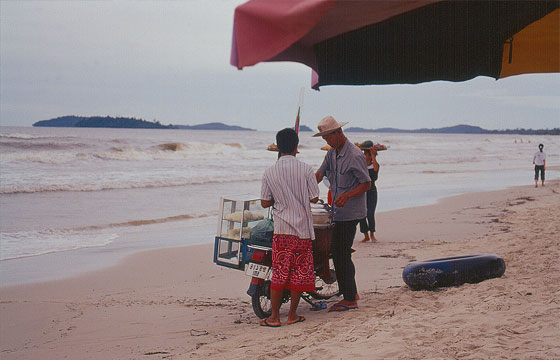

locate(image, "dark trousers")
[[359, 189, 377, 233], [535, 165, 545, 180], [332, 220, 359, 301]]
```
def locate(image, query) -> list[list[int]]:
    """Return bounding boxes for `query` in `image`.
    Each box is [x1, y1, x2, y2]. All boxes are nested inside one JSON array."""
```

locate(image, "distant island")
[[33, 116, 172, 129], [32, 117, 557, 135], [32, 116, 255, 131], [345, 124, 559, 135], [172, 122, 254, 131]]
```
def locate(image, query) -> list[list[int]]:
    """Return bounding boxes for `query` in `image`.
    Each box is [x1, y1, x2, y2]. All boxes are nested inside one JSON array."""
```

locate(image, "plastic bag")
[[249, 218, 274, 247]]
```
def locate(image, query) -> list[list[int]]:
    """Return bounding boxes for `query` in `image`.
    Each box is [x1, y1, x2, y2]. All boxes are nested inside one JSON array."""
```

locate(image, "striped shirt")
[[261, 155, 320, 240]]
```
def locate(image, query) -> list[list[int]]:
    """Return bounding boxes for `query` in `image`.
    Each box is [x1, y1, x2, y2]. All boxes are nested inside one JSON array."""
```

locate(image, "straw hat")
[[313, 116, 348, 137]]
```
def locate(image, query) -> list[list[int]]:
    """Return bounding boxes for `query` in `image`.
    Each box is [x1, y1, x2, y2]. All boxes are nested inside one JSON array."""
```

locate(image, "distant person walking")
[[533, 144, 546, 187], [358, 140, 379, 243]]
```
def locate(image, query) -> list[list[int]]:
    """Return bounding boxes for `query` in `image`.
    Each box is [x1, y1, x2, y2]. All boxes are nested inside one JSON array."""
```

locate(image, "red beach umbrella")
[[230, 0, 559, 88]]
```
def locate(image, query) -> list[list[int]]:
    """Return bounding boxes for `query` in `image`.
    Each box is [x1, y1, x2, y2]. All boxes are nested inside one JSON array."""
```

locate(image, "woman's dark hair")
[[539, 143, 544, 151], [276, 128, 299, 154]]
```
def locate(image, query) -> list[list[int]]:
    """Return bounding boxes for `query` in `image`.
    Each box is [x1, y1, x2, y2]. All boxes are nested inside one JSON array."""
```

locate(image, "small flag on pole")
[[294, 87, 304, 135], [295, 107, 300, 135]]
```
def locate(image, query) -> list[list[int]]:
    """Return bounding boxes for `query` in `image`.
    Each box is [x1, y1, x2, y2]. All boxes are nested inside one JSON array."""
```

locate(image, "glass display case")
[[213, 195, 268, 269]]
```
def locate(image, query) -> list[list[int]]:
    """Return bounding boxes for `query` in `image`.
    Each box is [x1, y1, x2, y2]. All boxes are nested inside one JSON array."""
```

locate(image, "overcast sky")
[[1, 1, 559, 131]]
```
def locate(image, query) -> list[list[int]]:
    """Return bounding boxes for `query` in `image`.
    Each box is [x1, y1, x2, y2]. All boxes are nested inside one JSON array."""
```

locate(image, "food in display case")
[[221, 226, 252, 240], [214, 195, 267, 269], [224, 210, 264, 223]]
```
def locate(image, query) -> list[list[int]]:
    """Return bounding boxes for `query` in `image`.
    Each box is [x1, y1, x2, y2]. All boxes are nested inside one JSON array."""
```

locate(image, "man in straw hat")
[[314, 116, 371, 312]]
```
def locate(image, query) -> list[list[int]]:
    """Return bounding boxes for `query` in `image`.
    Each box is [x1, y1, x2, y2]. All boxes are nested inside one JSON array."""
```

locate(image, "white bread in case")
[[224, 210, 264, 222], [221, 226, 252, 240]]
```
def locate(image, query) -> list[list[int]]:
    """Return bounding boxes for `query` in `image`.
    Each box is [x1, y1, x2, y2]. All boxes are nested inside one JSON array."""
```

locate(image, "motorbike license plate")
[[245, 262, 271, 279]]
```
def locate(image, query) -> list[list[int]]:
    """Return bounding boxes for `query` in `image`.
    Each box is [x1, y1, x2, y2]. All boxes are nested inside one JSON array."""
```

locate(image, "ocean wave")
[[90, 141, 258, 161], [0, 133, 45, 140], [0, 230, 119, 261], [0, 133, 80, 141], [0, 173, 262, 194], [76, 213, 213, 231], [155, 142, 246, 151], [1, 151, 80, 164], [419, 169, 484, 174], [0, 141, 89, 151], [0, 210, 213, 260], [157, 142, 187, 151], [0, 140, 256, 164], [390, 156, 482, 166]]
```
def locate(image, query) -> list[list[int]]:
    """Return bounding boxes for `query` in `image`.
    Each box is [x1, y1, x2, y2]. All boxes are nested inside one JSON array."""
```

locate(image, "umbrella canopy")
[[230, 0, 559, 88]]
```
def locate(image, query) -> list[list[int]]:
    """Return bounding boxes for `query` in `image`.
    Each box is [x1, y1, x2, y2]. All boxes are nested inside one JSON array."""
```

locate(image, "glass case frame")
[[213, 195, 267, 270]]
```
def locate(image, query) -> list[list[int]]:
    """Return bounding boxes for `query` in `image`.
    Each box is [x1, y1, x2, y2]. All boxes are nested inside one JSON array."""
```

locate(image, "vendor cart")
[[213, 195, 340, 318]]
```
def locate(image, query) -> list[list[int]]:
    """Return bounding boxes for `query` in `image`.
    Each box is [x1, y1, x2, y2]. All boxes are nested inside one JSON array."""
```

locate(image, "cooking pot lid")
[[311, 201, 332, 213]]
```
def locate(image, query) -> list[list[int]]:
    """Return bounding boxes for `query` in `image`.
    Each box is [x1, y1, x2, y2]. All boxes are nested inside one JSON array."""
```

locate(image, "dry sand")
[[1, 180, 559, 359]]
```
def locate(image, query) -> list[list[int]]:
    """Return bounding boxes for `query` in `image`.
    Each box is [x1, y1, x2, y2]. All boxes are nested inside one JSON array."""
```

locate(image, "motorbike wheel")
[[251, 280, 272, 319], [309, 259, 340, 299]]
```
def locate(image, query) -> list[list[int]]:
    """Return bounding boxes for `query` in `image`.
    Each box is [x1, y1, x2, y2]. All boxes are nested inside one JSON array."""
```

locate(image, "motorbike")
[[245, 200, 340, 318], [213, 197, 339, 319]]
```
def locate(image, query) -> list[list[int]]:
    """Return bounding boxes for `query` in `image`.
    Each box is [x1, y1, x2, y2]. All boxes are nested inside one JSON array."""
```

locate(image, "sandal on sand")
[[260, 319, 281, 327], [287, 315, 305, 325], [328, 304, 358, 312]]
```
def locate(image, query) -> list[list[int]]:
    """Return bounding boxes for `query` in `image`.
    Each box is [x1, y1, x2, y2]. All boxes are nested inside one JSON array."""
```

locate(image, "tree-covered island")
[[32, 116, 255, 131]]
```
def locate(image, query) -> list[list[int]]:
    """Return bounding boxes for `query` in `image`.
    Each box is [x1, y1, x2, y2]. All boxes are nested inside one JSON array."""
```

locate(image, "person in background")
[[260, 128, 320, 327], [533, 143, 546, 187], [314, 116, 370, 312], [358, 140, 379, 243]]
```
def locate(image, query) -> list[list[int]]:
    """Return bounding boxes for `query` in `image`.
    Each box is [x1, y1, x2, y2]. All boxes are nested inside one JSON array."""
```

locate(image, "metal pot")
[[311, 200, 333, 229]]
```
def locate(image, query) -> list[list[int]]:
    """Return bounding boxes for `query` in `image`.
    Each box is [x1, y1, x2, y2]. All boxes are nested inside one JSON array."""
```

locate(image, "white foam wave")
[[77, 212, 214, 230], [92, 141, 263, 161], [0, 133, 44, 140], [1, 151, 79, 164], [0, 141, 256, 164], [0, 230, 118, 261], [0, 141, 88, 151], [0, 172, 262, 194]]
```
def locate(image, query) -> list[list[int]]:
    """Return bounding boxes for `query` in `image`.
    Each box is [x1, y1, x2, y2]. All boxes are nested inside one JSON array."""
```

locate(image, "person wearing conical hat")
[[358, 140, 379, 243]]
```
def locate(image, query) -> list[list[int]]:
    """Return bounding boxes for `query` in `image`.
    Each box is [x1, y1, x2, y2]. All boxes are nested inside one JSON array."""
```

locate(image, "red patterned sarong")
[[270, 234, 315, 292]]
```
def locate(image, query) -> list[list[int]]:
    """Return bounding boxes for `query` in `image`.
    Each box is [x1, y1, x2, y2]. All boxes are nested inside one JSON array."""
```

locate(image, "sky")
[[1, 1, 559, 131]]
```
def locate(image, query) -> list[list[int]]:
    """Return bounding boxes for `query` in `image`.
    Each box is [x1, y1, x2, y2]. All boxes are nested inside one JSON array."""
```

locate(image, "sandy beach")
[[1, 180, 559, 360]]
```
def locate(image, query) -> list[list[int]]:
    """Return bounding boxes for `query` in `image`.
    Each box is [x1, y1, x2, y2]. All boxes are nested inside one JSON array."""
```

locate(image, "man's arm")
[[261, 171, 275, 209], [333, 181, 371, 208], [316, 155, 329, 183]]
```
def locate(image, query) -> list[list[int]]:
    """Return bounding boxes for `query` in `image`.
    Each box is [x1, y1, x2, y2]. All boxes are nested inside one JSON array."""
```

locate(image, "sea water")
[[1, 126, 558, 284]]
